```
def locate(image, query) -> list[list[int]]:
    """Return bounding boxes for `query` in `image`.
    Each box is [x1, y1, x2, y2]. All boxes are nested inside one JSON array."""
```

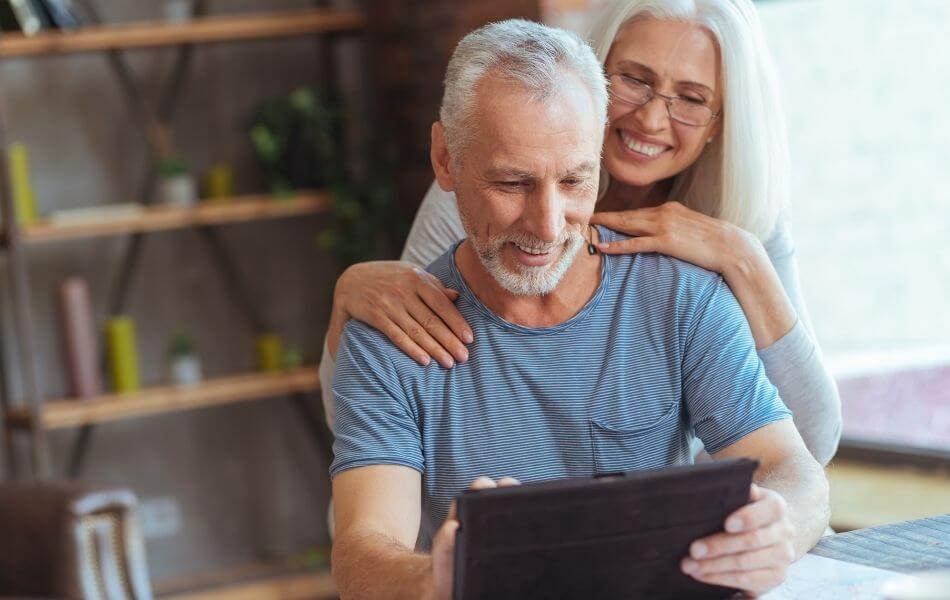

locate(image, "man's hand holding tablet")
[[681, 483, 797, 596]]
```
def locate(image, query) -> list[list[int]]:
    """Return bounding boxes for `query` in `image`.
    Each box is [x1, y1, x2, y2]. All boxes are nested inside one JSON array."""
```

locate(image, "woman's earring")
[[706, 138, 713, 144]]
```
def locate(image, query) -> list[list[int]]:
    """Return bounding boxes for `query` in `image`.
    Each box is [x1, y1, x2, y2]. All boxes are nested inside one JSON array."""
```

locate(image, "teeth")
[[514, 242, 549, 255], [620, 130, 666, 157]]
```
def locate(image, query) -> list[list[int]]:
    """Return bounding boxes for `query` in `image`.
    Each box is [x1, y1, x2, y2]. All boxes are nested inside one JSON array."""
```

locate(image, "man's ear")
[[430, 121, 456, 192]]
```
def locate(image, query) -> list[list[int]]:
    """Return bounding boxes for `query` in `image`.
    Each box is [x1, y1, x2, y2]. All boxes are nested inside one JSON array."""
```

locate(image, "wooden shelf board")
[[16, 191, 330, 244], [6, 368, 319, 430], [156, 564, 336, 600], [0, 9, 364, 58]]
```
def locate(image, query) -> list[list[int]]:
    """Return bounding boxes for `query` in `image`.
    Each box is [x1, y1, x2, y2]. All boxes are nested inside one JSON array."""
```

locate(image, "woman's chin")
[[604, 154, 668, 188]]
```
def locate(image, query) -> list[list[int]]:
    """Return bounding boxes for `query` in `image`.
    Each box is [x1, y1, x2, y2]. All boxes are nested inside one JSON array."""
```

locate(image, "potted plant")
[[168, 332, 202, 387], [156, 156, 198, 207]]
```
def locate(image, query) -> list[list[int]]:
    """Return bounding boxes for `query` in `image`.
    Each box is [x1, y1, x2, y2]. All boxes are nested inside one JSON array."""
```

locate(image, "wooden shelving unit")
[[0, 8, 365, 58], [10, 191, 330, 245], [0, 4, 358, 596], [5, 369, 320, 430]]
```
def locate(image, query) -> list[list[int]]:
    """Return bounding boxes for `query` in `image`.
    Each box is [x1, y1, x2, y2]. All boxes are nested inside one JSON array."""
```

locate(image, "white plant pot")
[[163, 0, 191, 22], [157, 174, 198, 207], [169, 355, 202, 387]]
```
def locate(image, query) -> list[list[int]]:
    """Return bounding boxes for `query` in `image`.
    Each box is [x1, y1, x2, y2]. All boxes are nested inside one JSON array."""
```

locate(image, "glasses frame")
[[608, 74, 722, 128]]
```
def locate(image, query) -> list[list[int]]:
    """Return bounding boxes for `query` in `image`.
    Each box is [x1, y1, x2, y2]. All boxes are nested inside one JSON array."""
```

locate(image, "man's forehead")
[[459, 70, 602, 173], [482, 158, 599, 179]]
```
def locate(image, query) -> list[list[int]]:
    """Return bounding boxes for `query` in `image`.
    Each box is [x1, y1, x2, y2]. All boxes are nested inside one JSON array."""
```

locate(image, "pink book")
[[56, 277, 102, 398]]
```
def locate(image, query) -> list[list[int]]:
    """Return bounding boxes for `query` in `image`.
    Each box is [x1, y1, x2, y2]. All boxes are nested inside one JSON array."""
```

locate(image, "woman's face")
[[602, 17, 723, 189]]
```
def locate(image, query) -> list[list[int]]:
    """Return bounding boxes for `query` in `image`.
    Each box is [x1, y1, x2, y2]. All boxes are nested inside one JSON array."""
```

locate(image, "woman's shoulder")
[[762, 212, 795, 261], [401, 181, 466, 266]]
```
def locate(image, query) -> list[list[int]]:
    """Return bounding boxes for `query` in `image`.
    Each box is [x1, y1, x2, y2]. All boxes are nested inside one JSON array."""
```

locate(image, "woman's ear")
[[706, 112, 724, 144], [430, 122, 456, 191]]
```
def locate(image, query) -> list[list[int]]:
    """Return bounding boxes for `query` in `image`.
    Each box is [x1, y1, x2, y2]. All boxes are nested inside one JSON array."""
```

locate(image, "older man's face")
[[448, 70, 603, 296]]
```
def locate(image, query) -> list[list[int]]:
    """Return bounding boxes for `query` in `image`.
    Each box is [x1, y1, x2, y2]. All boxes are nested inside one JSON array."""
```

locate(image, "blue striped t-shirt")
[[330, 226, 791, 544]]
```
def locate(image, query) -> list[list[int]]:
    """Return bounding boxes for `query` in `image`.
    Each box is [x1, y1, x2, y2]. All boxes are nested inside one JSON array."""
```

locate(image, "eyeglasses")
[[608, 74, 721, 127]]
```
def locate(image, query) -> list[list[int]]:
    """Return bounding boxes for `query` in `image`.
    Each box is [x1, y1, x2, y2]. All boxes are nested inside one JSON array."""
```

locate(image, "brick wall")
[[368, 0, 543, 212]]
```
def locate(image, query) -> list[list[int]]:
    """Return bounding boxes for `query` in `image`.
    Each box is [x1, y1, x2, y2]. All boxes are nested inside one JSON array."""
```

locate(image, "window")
[[543, 0, 950, 456]]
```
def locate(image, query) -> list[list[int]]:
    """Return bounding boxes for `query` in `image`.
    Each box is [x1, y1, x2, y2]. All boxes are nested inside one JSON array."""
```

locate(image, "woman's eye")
[[679, 96, 706, 106], [622, 75, 648, 86]]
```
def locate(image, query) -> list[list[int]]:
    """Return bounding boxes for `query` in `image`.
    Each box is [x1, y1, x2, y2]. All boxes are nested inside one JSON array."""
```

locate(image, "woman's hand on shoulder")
[[334, 261, 473, 368], [589, 201, 763, 277]]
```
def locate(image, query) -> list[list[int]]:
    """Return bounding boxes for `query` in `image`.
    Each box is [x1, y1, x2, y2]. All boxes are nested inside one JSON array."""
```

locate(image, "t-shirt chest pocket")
[[588, 403, 689, 474]]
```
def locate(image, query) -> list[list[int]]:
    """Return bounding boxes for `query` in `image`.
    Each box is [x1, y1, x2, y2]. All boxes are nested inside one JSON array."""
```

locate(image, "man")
[[330, 20, 829, 600]]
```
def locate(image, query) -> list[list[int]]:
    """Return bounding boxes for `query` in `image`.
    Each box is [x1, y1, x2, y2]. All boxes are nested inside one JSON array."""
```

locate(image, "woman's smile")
[[616, 128, 673, 161]]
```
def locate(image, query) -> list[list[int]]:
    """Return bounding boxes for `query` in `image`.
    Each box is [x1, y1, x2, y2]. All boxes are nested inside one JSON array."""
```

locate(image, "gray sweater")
[[320, 182, 842, 465]]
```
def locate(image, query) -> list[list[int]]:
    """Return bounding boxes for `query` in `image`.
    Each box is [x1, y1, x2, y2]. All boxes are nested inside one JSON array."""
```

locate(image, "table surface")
[[811, 513, 950, 572]]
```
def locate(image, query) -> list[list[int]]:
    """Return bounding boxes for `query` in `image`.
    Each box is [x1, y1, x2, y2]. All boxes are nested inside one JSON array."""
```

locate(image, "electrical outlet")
[[135, 496, 183, 540]]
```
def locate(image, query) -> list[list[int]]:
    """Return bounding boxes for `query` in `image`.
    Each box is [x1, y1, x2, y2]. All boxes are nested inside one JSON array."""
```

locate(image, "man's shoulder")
[[337, 247, 461, 379], [599, 227, 724, 296], [339, 318, 422, 369], [422, 243, 458, 286]]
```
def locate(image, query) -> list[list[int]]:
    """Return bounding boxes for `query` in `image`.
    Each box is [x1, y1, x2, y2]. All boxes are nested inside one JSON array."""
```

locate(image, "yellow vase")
[[256, 333, 283, 373], [106, 317, 141, 393], [8, 143, 38, 225]]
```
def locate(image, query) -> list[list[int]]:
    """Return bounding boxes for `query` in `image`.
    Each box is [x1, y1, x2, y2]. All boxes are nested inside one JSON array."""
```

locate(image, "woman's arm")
[[319, 181, 469, 432], [749, 219, 842, 466], [592, 204, 842, 465]]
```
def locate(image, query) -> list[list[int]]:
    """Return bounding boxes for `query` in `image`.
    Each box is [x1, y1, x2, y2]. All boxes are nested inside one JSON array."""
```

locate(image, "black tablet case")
[[453, 458, 758, 600]]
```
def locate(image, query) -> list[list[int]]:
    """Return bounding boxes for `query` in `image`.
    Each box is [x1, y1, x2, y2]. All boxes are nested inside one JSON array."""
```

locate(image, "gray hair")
[[439, 19, 609, 162]]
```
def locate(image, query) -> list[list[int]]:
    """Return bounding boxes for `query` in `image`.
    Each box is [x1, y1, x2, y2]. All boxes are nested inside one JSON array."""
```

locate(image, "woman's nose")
[[634, 95, 670, 132]]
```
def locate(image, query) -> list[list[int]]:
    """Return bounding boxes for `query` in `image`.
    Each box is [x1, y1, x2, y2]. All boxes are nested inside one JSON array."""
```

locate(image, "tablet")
[[453, 458, 758, 600]]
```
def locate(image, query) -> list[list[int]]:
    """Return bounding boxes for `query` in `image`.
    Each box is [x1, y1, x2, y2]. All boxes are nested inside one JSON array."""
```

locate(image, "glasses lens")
[[610, 75, 651, 105], [669, 100, 713, 126]]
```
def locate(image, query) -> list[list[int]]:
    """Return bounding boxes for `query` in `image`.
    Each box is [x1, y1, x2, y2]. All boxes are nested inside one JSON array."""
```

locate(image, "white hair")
[[461, 219, 585, 296], [440, 19, 609, 162], [591, 0, 788, 241]]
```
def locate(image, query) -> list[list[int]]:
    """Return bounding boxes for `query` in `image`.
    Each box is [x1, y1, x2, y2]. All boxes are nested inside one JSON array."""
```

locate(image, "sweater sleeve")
[[319, 179, 465, 434], [399, 180, 466, 267], [756, 217, 842, 465]]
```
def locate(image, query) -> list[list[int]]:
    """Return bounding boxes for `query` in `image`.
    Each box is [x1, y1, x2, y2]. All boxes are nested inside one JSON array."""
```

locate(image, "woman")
[[320, 0, 841, 465]]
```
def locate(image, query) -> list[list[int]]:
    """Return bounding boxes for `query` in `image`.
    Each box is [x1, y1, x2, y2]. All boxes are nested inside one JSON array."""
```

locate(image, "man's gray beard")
[[470, 229, 585, 296]]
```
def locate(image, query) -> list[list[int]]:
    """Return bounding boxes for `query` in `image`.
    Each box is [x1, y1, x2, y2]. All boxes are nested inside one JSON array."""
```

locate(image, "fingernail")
[[463, 331, 474, 344], [726, 518, 743, 532], [691, 542, 707, 558], [596, 242, 609, 250], [419, 356, 431, 366], [443, 358, 455, 369], [458, 349, 469, 362], [682, 559, 697, 573]]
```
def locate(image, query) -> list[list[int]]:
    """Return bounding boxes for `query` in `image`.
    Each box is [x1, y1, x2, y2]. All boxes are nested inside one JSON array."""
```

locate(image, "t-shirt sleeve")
[[682, 277, 793, 454], [329, 322, 424, 477]]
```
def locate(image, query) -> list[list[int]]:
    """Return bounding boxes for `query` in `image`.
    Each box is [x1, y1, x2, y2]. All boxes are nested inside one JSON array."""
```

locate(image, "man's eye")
[[498, 181, 526, 188], [562, 178, 582, 187]]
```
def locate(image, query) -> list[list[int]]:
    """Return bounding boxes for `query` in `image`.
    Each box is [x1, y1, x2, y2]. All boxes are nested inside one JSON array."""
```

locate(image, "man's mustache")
[[489, 228, 581, 252]]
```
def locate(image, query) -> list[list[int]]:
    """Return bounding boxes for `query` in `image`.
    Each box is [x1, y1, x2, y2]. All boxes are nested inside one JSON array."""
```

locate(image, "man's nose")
[[524, 185, 565, 243]]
